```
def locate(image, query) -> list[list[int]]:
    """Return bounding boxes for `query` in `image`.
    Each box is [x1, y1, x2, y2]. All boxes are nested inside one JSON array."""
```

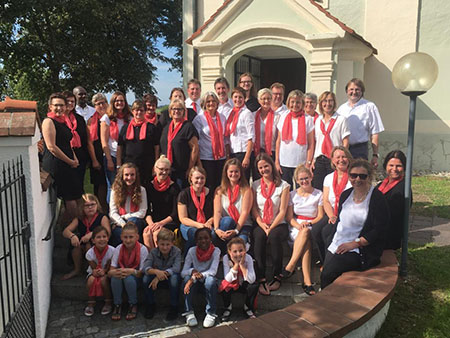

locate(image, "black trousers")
[[311, 216, 335, 264], [252, 223, 289, 279], [321, 250, 362, 289], [349, 142, 368, 160], [312, 155, 333, 191], [201, 159, 225, 192], [221, 281, 259, 311], [231, 152, 251, 183], [281, 166, 296, 191]]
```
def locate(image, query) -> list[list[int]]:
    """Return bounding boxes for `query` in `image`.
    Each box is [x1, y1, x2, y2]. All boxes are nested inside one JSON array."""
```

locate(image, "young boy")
[[108, 222, 148, 321], [143, 228, 181, 321]]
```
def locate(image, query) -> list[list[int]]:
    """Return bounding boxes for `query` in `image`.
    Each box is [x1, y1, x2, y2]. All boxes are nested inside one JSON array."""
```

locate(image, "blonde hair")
[[188, 166, 207, 185], [293, 164, 312, 184], [157, 228, 175, 242], [286, 89, 305, 109], [154, 155, 171, 170], [219, 158, 249, 194], [78, 193, 102, 217]]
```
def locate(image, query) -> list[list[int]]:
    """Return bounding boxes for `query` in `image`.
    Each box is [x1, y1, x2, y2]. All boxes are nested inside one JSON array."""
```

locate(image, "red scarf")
[[67, 113, 81, 148], [378, 177, 402, 194], [109, 113, 126, 141], [47, 112, 68, 125], [167, 120, 184, 163], [204, 112, 225, 159], [118, 242, 141, 269], [281, 111, 306, 145], [118, 192, 139, 215], [89, 111, 101, 141], [190, 186, 206, 223], [332, 171, 348, 215], [312, 112, 319, 123], [254, 108, 274, 156], [224, 106, 242, 136], [152, 176, 171, 192], [227, 185, 240, 223], [89, 246, 109, 297], [126, 119, 147, 140], [219, 264, 243, 292], [145, 112, 157, 125], [83, 213, 99, 234], [320, 117, 337, 158], [196, 243, 215, 262], [260, 179, 276, 224]]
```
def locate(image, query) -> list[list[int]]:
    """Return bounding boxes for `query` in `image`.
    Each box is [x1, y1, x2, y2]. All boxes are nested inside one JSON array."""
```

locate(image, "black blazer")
[[331, 187, 390, 270]]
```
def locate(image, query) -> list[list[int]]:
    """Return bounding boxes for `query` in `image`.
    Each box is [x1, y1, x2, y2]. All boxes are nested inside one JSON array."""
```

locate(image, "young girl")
[[182, 228, 220, 328], [219, 237, 258, 322], [84, 226, 115, 316], [62, 194, 111, 280]]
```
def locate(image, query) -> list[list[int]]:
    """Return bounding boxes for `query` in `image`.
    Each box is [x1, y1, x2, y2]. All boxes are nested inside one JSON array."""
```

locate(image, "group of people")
[[41, 74, 408, 327]]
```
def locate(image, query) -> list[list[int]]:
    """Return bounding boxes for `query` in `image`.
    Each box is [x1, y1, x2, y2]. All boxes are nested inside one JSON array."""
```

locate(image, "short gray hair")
[[200, 91, 219, 110], [92, 93, 107, 105], [257, 88, 272, 101], [305, 92, 317, 102]]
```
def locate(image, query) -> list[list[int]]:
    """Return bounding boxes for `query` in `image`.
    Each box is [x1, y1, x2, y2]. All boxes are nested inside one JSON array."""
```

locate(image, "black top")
[[160, 121, 198, 173], [42, 118, 74, 176], [158, 108, 197, 130], [177, 187, 214, 221], [77, 213, 107, 238], [146, 182, 180, 223], [245, 96, 260, 113], [71, 112, 89, 163]]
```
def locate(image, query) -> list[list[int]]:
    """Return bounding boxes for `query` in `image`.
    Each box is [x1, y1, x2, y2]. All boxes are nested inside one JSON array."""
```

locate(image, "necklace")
[[353, 188, 369, 203]]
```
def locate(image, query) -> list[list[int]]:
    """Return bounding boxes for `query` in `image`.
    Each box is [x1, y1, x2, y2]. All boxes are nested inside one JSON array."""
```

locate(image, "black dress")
[[42, 118, 83, 200], [71, 112, 89, 192], [89, 119, 106, 187], [146, 181, 181, 231], [76, 213, 107, 238]]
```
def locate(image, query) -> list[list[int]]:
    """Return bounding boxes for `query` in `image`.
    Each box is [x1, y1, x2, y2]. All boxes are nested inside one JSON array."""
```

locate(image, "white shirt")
[[193, 112, 229, 161], [223, 253, 256, 285], [109, 186, 148, 227], [252, 179, 290, 224], [276, 113, 314, 168], [328, 186, 374, 254], [314, 113, 350, 159], [85, 245, 115, 274], [255, 109, 280, 154], [100, 114, 125, 157], [323, 172, 352, 213], [218, 98, 233, 119], [185, 98, 202, 115], [76, 105, 96, 122], [111, 244, 149, 271], [228, 107, 255, 153], [336, 98, 384, 145], [289, 188, 323, 220], [274, 104, 288, 116], [220, 190, 252, 226]]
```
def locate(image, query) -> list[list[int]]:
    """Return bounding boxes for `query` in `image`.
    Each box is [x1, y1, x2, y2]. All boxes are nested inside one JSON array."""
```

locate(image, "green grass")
[[84, 168, 94, 194], [411, 176, 450, 219]]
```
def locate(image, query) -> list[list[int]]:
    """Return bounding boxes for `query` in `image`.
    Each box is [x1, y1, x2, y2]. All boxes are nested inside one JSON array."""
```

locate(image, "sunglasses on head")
[[349, 173, 368, 180]]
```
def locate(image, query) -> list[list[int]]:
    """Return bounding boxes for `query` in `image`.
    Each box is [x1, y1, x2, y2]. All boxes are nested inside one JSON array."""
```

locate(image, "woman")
[[178, 167, 214, 255], [42, 93, 82, 219], [321, 159, 389, 289], [117, 100, 159, 186], [238, 72, 260, 113], [225, 87, 254, 182], [213, 158, 253, 255], [88, 93, 109, 212], [143, 93, 159, 125], [284, 165, 324, 296], [252, 153, 290, 295], [275, 90, 315, 189], [160, 99, 199, 189], [193, 91, 228, 191], [312, 91, 350, 190], [158, 88, 197, 129], [144, 155, 180, 249], [252, 88, 280, 179], [376, 150, 409, 250], [109, 163, 147, 246], [100, 91, 131, 202]]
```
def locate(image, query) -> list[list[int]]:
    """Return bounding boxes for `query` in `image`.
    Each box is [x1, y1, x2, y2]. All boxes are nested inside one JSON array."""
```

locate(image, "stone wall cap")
[[0, 97, 41, 137]]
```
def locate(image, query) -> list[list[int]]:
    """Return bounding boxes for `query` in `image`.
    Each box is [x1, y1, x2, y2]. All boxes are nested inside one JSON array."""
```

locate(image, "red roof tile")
[[0, 97, 40, 137]]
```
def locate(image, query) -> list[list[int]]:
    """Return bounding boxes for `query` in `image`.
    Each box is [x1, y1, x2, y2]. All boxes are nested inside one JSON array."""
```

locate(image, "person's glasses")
[[156, 167, 170, 173], [84, 203, 97, 208], [349, 173, 368, 180], [240, 80, 252, 84], [298, 177, 310, 182], [170, 108, 184, 112], [95, 101, 107, 106]]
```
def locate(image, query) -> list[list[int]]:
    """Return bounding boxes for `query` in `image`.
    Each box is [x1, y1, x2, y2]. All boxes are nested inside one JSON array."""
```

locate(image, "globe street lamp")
[[392, 52, 438, 277]]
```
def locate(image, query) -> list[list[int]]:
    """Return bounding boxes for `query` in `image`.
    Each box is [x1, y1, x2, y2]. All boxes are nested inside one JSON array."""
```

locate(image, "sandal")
[[258, 281, 270, 296], [101, 300, 113, 315], [126, 304, 138, 320], [268, 276, 282, 291], [111, 305, 122, 321], [244, 309, 256, 319], [84, 301, 95, 317], [304, 285, 316, 296], [280, 268, 295, 279], [221, 308, 232, 322]]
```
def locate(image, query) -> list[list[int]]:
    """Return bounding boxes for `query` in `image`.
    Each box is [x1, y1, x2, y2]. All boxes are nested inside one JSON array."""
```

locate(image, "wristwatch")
[[234, 229, 239, 235], [355, 238, 361, 246]]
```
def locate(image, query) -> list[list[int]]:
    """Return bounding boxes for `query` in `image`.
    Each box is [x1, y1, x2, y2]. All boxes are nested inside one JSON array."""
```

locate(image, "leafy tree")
[[0, 0, 182, 112]]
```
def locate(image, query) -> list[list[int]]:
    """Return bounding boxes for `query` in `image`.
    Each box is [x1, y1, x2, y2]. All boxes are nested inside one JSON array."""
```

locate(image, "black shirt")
[[72, 112, 89, 163], [146, 181, 180, 223], [245, 96, 260, 113], [177, 187, 214, 221]]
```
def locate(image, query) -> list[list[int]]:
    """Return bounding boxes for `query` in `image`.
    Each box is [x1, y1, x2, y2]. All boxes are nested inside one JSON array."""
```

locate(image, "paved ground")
[[408, 215, 450, 246]]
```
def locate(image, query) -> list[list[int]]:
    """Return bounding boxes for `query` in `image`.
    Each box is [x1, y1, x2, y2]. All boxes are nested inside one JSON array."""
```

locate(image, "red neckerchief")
[[378, 177, 402, 194], [320, 116, 337, 158], [332, 171, 348, 215], [152, 176, 171, 192], [109, 112, 127, 141], [67, 113, 81, 148], [204, 111, 225, 159], [281, 111, 306, 145], [190, 186, 206, 223], [145, 112, 157, 125], [167, 120, 184, 163], [89, 111, 100, 141], [118, 192, 139, 215], [219, 260, 243, 292], [47, 112, 68, 124], [260, 179, 276, 224], [227, 185, 240, 223], [254, 108, 274, 156], [118, 242, 141, 269], [312, 112, 319, 123], [224, 106, 242, 136], [83, 212, 99, 234], [196, 243, 215, 262], [126, 119, 147, 140], [89, 245, 109, 297]]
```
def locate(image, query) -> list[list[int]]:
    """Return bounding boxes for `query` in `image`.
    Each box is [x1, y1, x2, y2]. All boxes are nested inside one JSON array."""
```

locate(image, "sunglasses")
[[349, 173, 368, 180]]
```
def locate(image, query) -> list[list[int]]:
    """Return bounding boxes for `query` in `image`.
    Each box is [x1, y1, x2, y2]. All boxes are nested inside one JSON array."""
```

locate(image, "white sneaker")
[[203, 313, 216, 328], [186, 313, 198, 327]]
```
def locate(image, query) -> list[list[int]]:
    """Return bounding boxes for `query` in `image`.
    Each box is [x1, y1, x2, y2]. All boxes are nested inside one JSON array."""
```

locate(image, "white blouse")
[[220, 190, 252, 226], [255, 109, 280, 153], [193, 112, 228, 161], [289, 188, 323, 220], [223, 253, 256, 285], [85, 245, 115, 274], [100, 114, 125, 158], [252, 179, 290, 224], [313, 113, 350, 159], [323, 172, 352, 213], [229, 107, 255, 153]]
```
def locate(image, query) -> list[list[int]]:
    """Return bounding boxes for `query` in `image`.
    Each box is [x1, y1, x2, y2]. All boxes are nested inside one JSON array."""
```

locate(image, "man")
[[214, 77, 233, 119], [270, 82, 288, 115], [185, 79, 202, 115], [73, 86, 96, 122], [304, 93, 319, 123], [336, 78, 384, 167]]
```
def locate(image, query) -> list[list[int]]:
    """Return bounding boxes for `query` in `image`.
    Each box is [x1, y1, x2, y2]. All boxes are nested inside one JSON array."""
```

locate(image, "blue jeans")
[[111, 275, 140, 305], [111, 217, 145, 247], [183, 275, 217, 315], [104, 155, 117, 204], [179, 224, 197, 256], [144, 273, 181, 307], [212, 216, 251, 254]]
